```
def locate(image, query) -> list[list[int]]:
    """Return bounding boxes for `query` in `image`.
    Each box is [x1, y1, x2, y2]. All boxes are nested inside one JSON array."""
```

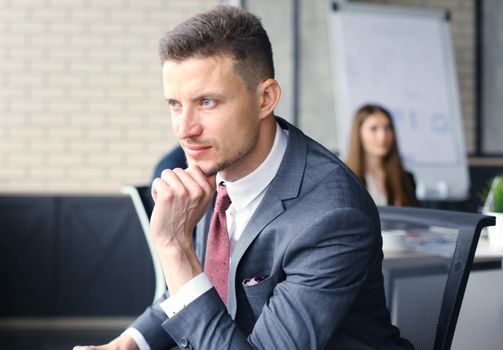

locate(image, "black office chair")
[[378, 206, 494, 350], [122, 185, 166, 302]]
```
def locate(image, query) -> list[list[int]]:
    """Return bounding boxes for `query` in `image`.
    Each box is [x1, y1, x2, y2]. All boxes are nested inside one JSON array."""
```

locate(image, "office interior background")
[[1, 0, 502, 349], [2, 0, 502, 194]]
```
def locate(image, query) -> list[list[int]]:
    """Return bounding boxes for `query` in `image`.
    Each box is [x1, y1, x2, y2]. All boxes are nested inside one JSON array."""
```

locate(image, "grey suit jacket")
[[131, 118, 414, 350]]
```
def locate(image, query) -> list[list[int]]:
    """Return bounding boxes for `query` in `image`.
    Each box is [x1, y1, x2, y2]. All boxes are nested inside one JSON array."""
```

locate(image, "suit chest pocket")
[[242, 275, 275, 319]]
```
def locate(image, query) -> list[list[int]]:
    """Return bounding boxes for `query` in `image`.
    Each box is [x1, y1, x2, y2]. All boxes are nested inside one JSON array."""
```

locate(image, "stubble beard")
[[186, 130, 259, 178]]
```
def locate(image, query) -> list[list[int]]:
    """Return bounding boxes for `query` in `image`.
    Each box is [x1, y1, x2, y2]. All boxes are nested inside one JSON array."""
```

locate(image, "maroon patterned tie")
[[204, 183, 232, 304]]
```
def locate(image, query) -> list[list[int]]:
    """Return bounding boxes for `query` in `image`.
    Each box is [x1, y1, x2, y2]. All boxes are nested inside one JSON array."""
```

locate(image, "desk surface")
[[383, 237, 503, 271], [474, 237, 503, 259]]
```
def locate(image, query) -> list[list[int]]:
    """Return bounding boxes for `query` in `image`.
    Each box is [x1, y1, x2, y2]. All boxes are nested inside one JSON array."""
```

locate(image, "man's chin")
[[186, 160, 221, 177], [201, 166, 219, 177]]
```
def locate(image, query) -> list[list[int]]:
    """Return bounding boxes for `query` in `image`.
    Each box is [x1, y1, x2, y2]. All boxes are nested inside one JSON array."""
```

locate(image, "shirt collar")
[[216, 121, 288, 212]]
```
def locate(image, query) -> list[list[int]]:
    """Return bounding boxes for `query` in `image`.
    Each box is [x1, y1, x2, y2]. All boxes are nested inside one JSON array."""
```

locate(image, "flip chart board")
[[328, 2, 469, 200]]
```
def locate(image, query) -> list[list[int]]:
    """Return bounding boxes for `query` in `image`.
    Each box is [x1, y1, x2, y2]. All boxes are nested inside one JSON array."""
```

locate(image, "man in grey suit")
[[75, 5, 413, 350]]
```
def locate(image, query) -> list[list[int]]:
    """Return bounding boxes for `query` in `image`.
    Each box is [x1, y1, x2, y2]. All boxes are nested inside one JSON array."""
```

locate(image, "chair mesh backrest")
[[378, 206, 494, 350]]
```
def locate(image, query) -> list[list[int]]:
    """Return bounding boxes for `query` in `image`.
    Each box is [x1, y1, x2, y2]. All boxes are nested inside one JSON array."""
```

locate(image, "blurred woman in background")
[[345, 104, 417, 206]]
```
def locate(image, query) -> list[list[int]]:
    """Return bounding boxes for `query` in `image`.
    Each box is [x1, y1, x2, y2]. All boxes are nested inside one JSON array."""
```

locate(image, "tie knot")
[[215, 183, 231, 213]]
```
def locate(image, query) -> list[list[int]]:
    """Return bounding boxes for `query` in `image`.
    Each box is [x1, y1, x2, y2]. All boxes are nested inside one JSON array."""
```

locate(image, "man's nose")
[[176, 108, 203, 139]]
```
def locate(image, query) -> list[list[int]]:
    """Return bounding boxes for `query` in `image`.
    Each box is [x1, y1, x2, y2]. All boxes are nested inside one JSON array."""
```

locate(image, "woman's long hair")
[[345, 104, 417, 206]]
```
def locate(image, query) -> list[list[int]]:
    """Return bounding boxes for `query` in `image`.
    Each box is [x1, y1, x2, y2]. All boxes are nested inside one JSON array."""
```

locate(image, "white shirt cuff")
[[123, 327, 150, 350], [160, 272, 212, 318]]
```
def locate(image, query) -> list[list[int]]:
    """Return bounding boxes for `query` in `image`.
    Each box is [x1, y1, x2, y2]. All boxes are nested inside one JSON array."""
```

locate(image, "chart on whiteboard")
[[333, 11, 460, 166]]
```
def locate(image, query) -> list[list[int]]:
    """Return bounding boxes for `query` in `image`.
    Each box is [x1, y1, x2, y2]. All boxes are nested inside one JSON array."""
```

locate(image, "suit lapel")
[[226, 193, 284, 317], [227, 118, 308, 318]]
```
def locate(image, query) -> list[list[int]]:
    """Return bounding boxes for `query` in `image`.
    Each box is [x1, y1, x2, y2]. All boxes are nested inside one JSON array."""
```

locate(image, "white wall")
[[0, 0, 218, 193]]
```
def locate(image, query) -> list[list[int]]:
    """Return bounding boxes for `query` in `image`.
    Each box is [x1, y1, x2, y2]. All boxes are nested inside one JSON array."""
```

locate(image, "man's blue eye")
[[167, 100, 178, 108], [202, 99, 214, 106]]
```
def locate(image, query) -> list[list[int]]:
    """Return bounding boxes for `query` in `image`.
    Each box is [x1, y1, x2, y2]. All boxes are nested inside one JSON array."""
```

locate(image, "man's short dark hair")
[[159, 5, 274, 91]]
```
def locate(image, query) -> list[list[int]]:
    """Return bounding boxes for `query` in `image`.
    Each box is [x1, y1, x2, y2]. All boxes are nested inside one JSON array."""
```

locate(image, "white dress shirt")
[[365, 173, 388, 206], [125, 122, 288, 350]]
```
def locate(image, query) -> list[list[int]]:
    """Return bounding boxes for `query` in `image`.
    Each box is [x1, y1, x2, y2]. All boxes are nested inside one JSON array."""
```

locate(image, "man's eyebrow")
[[191, 92, 226, 101], [164, 93, 227, 104]]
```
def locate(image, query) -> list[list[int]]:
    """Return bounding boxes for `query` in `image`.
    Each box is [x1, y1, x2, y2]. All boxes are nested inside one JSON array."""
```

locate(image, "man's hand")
[[73, 333, 139, 350], [150, 165, 216, 294]]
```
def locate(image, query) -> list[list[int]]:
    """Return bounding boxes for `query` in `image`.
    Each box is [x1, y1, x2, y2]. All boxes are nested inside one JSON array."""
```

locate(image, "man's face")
[[162, 55, 262, 180]]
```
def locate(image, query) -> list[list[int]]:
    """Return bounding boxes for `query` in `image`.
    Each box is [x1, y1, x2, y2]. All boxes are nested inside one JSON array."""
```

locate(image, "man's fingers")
[[151, 177, 172, 203], [172, 168, 206, 203], [158, 168, 188, 199], [155, 167, 215, 204], [151, 166, 216, 218], [185, 166, 216, 197]]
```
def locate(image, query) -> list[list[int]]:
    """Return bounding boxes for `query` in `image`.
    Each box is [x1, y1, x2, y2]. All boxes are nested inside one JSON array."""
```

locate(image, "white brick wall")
[[0, 0, 219, 193]]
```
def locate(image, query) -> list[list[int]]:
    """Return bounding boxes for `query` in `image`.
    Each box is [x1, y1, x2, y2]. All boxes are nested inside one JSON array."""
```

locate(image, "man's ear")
[[257, 78, 281, 120]]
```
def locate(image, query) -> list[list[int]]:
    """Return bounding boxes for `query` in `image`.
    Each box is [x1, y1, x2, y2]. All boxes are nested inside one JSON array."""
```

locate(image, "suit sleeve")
[[161, 207, 379, 350], [128, 291, 177, 350], [128, 219, 206, 350]]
